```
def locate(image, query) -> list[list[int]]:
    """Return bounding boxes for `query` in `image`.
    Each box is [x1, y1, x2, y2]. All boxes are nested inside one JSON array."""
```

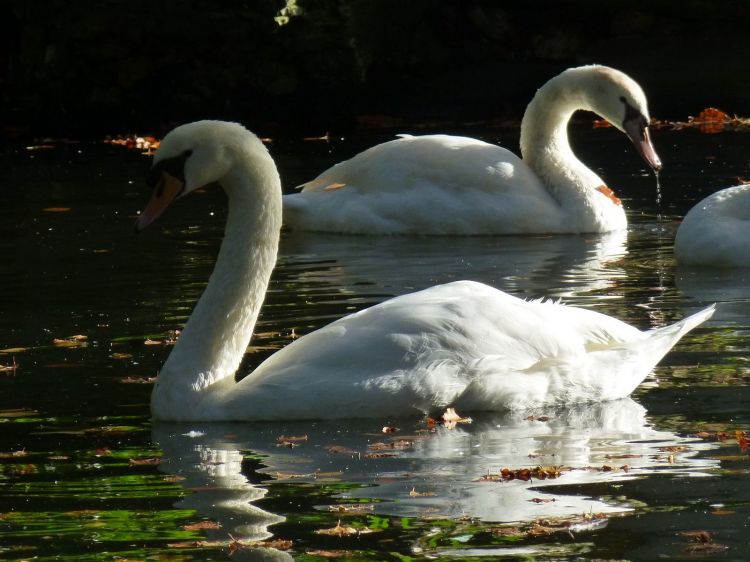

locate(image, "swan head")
[[135, 121, 258, 231], [570, 65, 661, 171]]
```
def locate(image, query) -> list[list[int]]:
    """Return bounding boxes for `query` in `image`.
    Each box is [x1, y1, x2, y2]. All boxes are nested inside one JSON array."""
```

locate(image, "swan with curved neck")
[[136, 121, 709, 422], [283, 65, 661, 235]]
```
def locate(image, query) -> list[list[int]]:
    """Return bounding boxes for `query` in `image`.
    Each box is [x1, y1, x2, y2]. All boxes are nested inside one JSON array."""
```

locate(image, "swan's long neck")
[[519, 73, 624, 231], [152, 148, 282, 418]]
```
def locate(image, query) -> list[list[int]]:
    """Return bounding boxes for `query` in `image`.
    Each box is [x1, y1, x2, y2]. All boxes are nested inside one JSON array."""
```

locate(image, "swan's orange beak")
[[624, 118, 662, 172], [135, 171, 184, 232]]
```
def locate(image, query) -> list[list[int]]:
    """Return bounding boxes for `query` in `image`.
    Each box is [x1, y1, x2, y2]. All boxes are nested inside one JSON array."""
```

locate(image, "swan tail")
[[593, 303, 716, 400]]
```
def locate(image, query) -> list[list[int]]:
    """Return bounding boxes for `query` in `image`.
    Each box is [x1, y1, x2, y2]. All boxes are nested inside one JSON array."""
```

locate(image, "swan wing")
[[219, 282, 712, 420], [283, 135, 565, 234]]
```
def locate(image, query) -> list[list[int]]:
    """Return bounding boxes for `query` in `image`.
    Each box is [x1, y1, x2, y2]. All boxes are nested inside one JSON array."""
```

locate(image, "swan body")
[[136, 121, 711, 422], [283, 65, 662, 235], [675, 184, 750, 267]]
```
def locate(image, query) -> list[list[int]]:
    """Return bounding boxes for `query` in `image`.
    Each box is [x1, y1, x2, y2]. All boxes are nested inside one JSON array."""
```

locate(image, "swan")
[[283, 65, 662, 235], [675, 184, 750, 267], [136, 120, 711, 422]]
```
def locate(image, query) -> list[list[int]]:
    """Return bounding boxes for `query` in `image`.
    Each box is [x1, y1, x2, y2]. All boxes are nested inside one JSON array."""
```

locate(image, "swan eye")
[[147, 150, 192, 187]]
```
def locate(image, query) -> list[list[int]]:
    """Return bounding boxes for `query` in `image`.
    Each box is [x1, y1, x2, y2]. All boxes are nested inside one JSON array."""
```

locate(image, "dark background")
[[2, 0, 749, 140]]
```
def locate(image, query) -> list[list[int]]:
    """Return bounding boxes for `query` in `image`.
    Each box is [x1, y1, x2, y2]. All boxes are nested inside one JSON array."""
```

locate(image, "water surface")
[[1, 127, 750, 560]]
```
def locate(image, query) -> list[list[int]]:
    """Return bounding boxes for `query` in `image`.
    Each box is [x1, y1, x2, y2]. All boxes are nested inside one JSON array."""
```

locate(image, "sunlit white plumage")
[[136, 121, 711, 422], [283, 65, 662, 235], [675, 184, 750, 267]]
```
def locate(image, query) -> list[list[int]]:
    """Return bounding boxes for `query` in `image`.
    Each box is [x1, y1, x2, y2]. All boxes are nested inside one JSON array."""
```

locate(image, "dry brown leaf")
[[324, 445, 359, 456], [0, 449, 27, 459], [382, 425, 399, 433], [315, 521, 364, 537], [128, 457, 161, 466], [121, 376, 156, 384], [327, 503, 375, 514], [42, 207, 72, 213], [305, 550, 355, 558], [53, 335, 88, 348], [0, 357, 19, 374], [183, 520, 221, 531]]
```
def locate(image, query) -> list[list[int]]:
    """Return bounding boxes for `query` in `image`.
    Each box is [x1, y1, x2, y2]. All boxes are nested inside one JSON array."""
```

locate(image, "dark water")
[[1, 127, 750, 561]]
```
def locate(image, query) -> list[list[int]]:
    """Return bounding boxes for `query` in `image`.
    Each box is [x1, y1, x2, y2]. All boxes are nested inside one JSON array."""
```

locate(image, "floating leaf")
[[121, 376, 156, 384], [325, 445, 360, 456], [183, 520, 221, 531], [129, 457, 161, 466], [382, 425, 399, 433], [327, 503, 375, 514], [315, 520, 378, 537], [478, 465, 564, 482], [52, 335, 88, 348], [42, 207, 72, 213]]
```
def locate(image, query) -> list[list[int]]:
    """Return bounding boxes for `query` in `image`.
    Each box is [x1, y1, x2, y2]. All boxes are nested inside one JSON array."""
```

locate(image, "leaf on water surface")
[[164, 474, 186, 482], [0, 347, 28, 354], [678, 529, 729, 554], [695, 430, 731, 441], [42, 207, 72, 213], [525, 415, 551, 422], [364, 452, 396, 458], [121, 376, 156, 384], [52, 335, 88, 348], [145, 330, 180, 346], [478, 465, 564, 482], [47, 455, 70, 460], [183, 520, 221, 531], [528, 497, 557, 503], [658, 445, 688, 453], [438, 407, 473, 430], [315, 520, 378, 537], [276, 434, 308, 448], [325, 445, 360, 456], [93, 447, 113, 456], [736, 430, 748, 452], [710, 508, 735, 516], [327, 503, 375, 514], [0, 449, 28, 459], [0, 356, 19, 374], [104, 135, 161, 155], [305, 549, 356, 558], [409, 487, 436, 497], [491, 512, 614, 539], [110, 352, 133, 360], [129, 457, 161, 466], [368, 439, 414, 452], [0, 408, 37, 419]]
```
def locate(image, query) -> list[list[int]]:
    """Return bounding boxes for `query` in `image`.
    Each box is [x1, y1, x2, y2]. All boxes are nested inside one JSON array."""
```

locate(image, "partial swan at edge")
[[283, 65, 662, 235], [675, 183, 750, 267], [136, 121, 710, 422]]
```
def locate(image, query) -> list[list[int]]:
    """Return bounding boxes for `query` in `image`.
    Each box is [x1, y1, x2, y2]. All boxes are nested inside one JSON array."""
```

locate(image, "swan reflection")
[[153, 398, 717, 536], [677, 266, 750, 326], [279, 229, 627, 299]]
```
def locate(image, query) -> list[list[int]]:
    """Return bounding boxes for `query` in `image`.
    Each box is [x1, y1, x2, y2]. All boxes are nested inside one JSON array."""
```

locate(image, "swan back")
[[675, 184, 750, 267]]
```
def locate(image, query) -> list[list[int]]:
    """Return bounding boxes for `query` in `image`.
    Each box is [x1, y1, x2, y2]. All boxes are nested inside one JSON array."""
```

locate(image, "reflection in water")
[[155, 430, 294, 562], [280, 229, 628, 300], [676, 266, 750, 325], [154, 399, 717, 537]]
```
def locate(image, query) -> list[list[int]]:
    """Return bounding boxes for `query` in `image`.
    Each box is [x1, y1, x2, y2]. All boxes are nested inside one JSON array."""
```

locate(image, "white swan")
[[675, 184, 750, 267], [136, 121, 711, 422], [283, 65, 662, 235]]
